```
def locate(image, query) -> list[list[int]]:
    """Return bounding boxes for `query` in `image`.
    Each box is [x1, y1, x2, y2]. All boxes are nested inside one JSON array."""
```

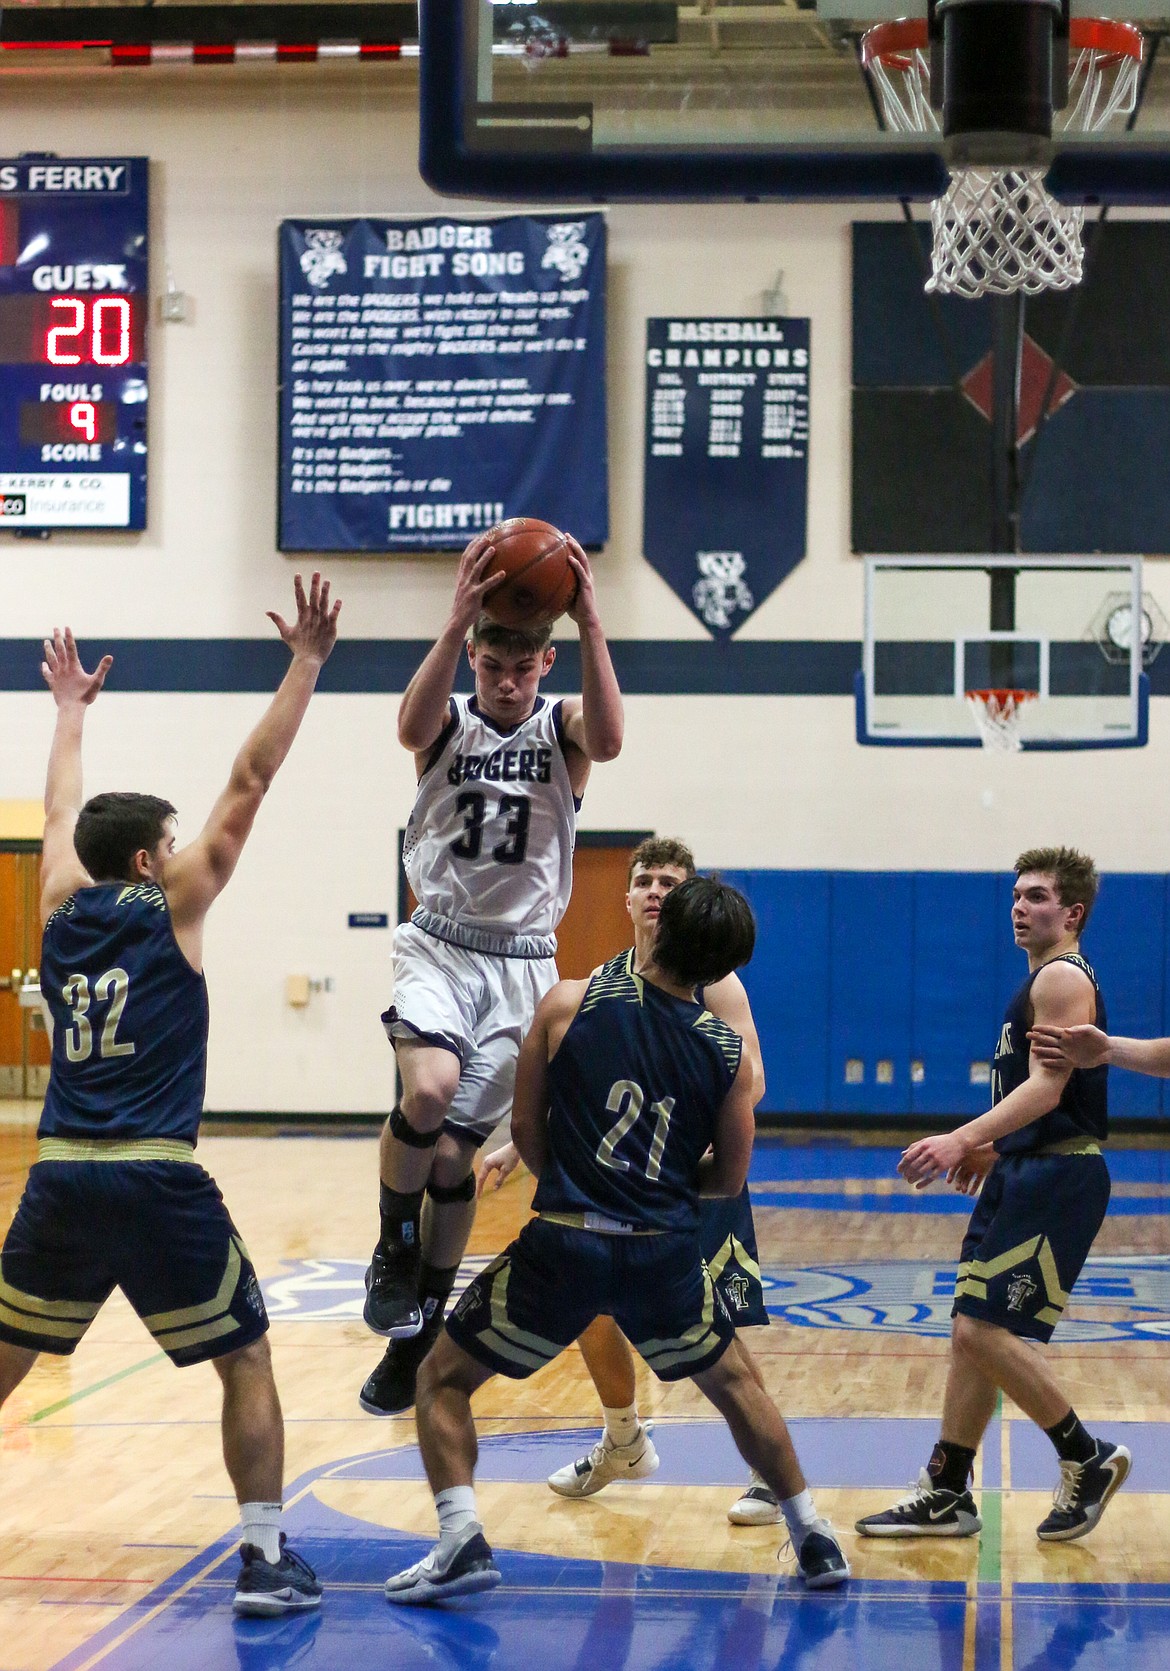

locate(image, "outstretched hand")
[[477, 1141, 521, 1198], [267, 572, 341, 665], [1028, 1023, 1110, 1071], [41, 627, 113, 707]]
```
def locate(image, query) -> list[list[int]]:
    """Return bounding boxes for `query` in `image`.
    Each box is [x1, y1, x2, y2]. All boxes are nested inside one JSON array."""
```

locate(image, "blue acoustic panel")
[[852, 220, 1170, 555], [719, 870, 831, 1116], [1085, 874, 1165, 1121], [910, 874, 1001, 1118], [828, 872, 915, 1117]]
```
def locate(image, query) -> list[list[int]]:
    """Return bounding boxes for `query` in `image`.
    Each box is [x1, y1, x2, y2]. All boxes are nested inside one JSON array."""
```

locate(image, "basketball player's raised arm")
[[397, 533, 504, 751], [163, 575, 339, 930], [39, 628, 113, 922], [697, 1052, 756, 1198], [559, 541, 623, 765], [899, 961, 1095, 1188]]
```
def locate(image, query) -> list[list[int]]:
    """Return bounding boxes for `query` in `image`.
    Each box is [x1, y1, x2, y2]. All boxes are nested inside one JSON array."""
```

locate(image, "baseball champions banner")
[[643, 317, 810, 637], [279, 213, 608, 551]]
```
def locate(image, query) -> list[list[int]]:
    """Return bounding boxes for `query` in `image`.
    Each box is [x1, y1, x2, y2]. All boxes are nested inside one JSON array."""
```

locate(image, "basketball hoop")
[[861, 19, 1143, 297], [966, 687, 1038, 751]]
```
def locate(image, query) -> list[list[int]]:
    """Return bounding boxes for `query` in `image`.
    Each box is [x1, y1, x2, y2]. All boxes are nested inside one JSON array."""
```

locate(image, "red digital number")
[[45, 297, 133, 367], [46, 298, 85, 365]]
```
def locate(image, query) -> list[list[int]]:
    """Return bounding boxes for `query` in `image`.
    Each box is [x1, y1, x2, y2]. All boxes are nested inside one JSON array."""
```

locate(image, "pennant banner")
[[642, 316, 809, 637]]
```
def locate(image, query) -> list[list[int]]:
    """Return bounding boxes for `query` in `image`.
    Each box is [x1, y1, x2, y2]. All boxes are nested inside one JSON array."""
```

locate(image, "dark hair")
[[74, 792, 176, 882], [627, 835, 696, 886], [470, 614, 554, 656], [653, 876, 756, 988], [1015, 845, 1100, 930]]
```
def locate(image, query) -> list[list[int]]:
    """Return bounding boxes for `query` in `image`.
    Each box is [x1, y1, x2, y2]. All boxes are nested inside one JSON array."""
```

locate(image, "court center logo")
[[300, 228, 347, 289], [760, 1256, 1170, 1343], [542, 222, 589, 283], [258, 1255, 1170, 1344], [693, 551, 754, 630]]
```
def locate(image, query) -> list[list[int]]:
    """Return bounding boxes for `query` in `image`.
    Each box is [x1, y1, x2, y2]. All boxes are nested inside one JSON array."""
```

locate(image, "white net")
[[966, 688, 1037, 752], [928, 170, 1084, 298], [863, 20, 1143, 298]]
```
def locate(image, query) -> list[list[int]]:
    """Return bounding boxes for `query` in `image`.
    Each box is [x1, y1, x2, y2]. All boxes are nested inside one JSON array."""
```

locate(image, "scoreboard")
[[0, 157, 148, 531]]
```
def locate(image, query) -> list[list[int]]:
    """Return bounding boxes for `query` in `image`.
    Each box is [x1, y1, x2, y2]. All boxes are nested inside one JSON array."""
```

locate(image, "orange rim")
[[966, 689, 1038, 708], [860, 19, 927, 73], [1071, 19, 1144, 62], [863, 16, 1142, 71]]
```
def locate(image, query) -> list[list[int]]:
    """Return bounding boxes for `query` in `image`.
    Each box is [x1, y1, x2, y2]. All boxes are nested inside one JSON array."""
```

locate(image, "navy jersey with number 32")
[[38, 883, 209, 1144], [532, 950, 743, 1232]]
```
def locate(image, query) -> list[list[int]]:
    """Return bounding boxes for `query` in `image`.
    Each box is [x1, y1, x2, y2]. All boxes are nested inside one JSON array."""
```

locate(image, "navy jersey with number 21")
[[533, 950, 743, 1233]]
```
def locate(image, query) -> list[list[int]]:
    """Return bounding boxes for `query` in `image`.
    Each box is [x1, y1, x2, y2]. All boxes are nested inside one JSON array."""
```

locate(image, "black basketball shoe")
[[1036, 1441, 1131, 1542], [359, 1322, 440, 1415], [233, 1535, 322, 1616], [855, 1469, 982, 1538], [363, 1243, 423, 1338], [794, 1519, 851, 1588]]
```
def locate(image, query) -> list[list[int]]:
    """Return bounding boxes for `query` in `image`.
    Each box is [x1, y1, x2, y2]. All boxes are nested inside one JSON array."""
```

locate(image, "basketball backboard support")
[[856, 555, 1149, 749], [420, 3, 1170, 203]]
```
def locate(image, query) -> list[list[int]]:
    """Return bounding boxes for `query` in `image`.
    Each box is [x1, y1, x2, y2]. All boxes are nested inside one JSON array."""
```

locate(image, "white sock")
[[602, 1403, 641, 1448], [240, 1501, 282, 1564], [779, 1488, 819, 1548], [435, 1485, 479, 1543]]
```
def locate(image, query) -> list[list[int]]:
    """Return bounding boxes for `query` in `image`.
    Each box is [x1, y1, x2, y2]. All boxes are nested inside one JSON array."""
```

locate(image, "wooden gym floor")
[[1, 1116, 1168, 1670]]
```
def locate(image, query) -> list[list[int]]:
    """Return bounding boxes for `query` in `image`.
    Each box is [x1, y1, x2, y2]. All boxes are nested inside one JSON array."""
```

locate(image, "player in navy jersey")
[[0, 575, 340, 1617], [360, 528, 623, 1412], [480, 835, 782, 1524], [857, 848, 1130, 1545], [382, 877, 849, 1605]]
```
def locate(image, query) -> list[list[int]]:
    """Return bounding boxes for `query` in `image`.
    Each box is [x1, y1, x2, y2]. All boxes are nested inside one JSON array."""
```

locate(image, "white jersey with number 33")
[[403, 695, 578, 946]]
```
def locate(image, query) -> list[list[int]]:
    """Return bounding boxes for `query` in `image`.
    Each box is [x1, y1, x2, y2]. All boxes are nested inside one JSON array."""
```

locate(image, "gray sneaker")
[[384, 1526, 500, 1606]]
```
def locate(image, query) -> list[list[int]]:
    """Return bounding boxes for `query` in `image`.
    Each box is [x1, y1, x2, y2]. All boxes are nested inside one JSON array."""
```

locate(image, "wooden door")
[[0, 848, 50, 1098], [397, 831, 652, 979]]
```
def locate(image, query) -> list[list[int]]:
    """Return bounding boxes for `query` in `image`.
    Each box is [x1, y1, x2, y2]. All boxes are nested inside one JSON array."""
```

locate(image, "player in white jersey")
[[360, 528, 623, 1413]]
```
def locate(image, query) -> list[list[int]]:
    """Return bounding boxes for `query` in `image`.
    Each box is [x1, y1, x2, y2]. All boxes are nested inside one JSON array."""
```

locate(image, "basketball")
[[481, 517, 578, 629]]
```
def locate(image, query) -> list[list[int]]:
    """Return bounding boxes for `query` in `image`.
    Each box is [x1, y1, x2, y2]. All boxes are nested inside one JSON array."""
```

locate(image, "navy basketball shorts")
[[0, 1160, 269, 1366], [446, 1215, 735, 1383], [951, 1150, 1111, 1343], [700, 1183, 769, 1329]]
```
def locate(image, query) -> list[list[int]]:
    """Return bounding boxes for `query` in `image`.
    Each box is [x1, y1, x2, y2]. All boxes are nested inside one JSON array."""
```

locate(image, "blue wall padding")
[[721, 869, 1169, 1123]]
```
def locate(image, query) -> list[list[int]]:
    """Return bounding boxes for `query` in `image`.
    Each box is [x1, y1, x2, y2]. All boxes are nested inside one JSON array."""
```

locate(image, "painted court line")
[[13, 1353, 166, 1427]]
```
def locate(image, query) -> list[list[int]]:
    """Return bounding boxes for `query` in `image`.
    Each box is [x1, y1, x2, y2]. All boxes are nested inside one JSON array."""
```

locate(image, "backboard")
[[420, 3, 1170, 202], [856, 555, 1149, 749]]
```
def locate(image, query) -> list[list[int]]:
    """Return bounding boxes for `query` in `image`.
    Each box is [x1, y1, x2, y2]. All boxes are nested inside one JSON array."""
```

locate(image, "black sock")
[[1045, 1409, 1097, 1465], [418, 1261, 459, 1335], [379, 1182, 424, 1253], [927, 1440, 977, 1495]]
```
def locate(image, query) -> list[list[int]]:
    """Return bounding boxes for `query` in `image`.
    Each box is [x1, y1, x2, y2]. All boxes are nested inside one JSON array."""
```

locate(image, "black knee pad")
[[426, 1173, 476, 1206], [390, 1106, 441, 1149]]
